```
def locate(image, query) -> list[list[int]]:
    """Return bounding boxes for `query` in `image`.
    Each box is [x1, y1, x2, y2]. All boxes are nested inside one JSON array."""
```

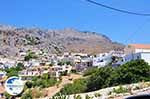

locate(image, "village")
[[0, 44, 150, 98]]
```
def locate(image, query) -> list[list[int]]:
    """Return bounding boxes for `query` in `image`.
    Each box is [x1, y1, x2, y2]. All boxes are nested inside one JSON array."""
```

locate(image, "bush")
[[87, 59, 150, 92], [4, 92, 11, 99], [85, 94, 93, 99], [60, 70, 68, 76], [83, 67, 98, 76], [21, 89, 32, 99], [113, 86, 128, 94], [31, 73, 58, 88], [57, 60, 150, 95], [74, 95, 82, 99], [71, 69, 77, 74], [94, 93, 101, 97], [5, 65, 24, 77], [59, 79, 87, 95], [25, 81, 33, 88], [24, 52, 38, 61], [86, 66, 113, 91]]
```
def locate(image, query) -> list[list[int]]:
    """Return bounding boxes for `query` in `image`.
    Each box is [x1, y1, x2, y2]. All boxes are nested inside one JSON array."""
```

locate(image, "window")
[[100, 60, 104, 62]]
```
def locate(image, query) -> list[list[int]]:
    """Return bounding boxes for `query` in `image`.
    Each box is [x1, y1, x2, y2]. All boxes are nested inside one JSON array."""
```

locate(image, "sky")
[[0, 0, 150, 44]]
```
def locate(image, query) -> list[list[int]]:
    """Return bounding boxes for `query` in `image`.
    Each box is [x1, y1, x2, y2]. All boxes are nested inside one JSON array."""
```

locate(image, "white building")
[[75, 57, 93, 71], [109, 50, 125, 57], [52, 65, 72, 74], [0, 71, 6, 79], [123, 44, 150, 65], [124, 44, 150, 54], [0, 58, 16, 69], [93, 53, 112, 67], [124, 52, 150, 65]]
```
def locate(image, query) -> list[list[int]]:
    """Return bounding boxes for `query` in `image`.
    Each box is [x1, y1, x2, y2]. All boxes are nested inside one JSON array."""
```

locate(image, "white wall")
[[135, 49, 150, 53], [124, 52, 150, 65], [124, 53, 141, 62], [141, 52, 150, 65], [93, 55, 112, 67]]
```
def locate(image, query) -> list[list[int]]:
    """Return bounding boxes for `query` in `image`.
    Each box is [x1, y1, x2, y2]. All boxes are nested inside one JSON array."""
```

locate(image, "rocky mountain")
[[0, 25, 124, 58]]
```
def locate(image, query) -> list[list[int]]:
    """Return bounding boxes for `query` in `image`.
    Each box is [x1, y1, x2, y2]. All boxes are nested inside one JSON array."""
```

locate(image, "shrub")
[[21, 89, 32, 99], [85, 94, 93, 99], [94, 93, 101, 97], [113, 86, 128, 94], [25, 81, 33, 88], [4, 92, 11, 99], [24, 52, 38, 61], [74, 95, 82, 99], [59, 79, 87, 95], [83, 67, 98, 76], [71, 69, 77, 74], [31, 73, 58, 88], [57, 60, 150, 95]]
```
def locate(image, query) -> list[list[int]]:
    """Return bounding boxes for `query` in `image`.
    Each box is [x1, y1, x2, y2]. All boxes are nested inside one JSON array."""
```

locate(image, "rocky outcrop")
[[0, 25, 124, 58]]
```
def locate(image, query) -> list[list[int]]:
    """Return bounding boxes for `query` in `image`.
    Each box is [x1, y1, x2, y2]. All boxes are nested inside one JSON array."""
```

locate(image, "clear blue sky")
[[0, 0, 150, 44]]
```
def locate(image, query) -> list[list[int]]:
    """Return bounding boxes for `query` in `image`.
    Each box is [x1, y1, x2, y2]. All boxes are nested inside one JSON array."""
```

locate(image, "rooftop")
[[128, 44, 150, 49]]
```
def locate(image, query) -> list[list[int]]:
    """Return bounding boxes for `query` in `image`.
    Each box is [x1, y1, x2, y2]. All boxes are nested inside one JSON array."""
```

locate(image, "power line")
[[86, 0, 150, 16]]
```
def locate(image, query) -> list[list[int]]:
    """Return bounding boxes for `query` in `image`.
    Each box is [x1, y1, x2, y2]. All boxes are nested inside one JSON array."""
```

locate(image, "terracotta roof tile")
[[129, 44, 150, 49]]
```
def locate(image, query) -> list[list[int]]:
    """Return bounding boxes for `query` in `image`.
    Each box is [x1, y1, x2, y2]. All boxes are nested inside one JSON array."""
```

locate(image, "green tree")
[[21, 89, 32, 99], [24, 52, 38, 61], [83, 67, 98, 76], [25, 81, 33, 88], [86, 66, 113, 91], [57, 59, 150, 95], [59, 79, 87, 95]]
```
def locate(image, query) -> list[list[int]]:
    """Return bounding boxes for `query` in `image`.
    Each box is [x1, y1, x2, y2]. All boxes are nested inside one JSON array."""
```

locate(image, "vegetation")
[[57, 59, 150, 95], [25, 73, 58, 88], [5, 62, 25, 77], [85, 94, 93, 99], [58, 78, 87, 95], [52, 94, 69, 99], [71, 69, 77, 74], [60, 70, 68, 76], [24, 51, 38, 61], [22, 73, 59, 98], [87, 59, 150, 92], [4, 92, 11, 99], [94, 93, 101, 97], [112, 86, 128, 94], [57, 61, 72, 66], [83, 67, 98, 76], [21, 89, 32, 99], [74, 95, 82, 99]]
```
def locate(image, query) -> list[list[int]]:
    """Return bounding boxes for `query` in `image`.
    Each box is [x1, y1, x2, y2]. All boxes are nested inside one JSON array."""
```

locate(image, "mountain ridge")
[[0, 25, 124, 58]]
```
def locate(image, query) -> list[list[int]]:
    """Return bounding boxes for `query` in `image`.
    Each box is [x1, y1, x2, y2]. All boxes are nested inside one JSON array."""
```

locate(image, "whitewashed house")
[[123, 44, 150, 65], [0, 58, 16, 69], [124, 44, 150, 54], [75, 57, 93, 71], [93, 53, 112, 67], [110, 50, 125, 57], [123, 52, 150, 65], [24, 59, 40, 68], [51, 65, 72, 74]]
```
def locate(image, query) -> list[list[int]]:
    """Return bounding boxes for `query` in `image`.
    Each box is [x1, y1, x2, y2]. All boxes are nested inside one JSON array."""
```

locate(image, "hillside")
[[0, 25, 124, 58]]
